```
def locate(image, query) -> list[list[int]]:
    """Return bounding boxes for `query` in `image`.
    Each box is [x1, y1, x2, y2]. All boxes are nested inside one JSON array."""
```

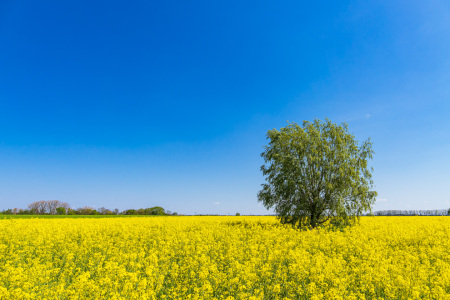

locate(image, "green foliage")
[[1, 205, 170, 216], [236, 213, 241, 216], [1, 203, 171, 217], [448, 208, 450, 216], [148, 206, 166, 215], [0, 215, 162, 219], [123, 207, 166, 216], [56, 207, 66, 215], [124, 209, 137, 215], [76, 207, 96, 215], [258, 119, 377, 229]]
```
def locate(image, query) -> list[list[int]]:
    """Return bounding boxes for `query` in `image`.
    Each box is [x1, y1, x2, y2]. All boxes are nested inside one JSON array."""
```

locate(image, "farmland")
[[1, 216, 449, 299]]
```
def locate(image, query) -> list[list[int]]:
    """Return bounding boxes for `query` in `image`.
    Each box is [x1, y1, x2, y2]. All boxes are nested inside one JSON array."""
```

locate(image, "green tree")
[[258, 119, 377, 229], [124, 209, 137, 215], [149, 206, 166, 215]]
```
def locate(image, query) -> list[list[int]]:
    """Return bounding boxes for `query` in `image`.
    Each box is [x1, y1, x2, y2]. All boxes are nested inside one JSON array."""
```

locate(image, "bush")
[[124, 209, 137, 215], [2, 205, 169, 216], [56, 207, 66, 215]]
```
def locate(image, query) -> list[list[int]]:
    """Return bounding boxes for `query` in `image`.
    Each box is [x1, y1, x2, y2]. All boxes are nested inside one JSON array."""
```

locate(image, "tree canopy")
[[258, 119, 377, 229]]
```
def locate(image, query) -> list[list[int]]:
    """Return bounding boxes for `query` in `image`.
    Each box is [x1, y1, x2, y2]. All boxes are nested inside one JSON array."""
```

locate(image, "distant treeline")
[[371, 209, 450, 216], [0, 200, 176, 216]]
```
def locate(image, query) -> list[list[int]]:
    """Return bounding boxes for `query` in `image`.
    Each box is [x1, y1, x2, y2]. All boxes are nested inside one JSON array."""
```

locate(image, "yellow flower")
[[0, 216, 449, 299]]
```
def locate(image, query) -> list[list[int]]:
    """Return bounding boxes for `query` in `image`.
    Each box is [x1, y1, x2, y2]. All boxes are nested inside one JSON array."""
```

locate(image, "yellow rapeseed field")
[[0, 216, 449, 299]]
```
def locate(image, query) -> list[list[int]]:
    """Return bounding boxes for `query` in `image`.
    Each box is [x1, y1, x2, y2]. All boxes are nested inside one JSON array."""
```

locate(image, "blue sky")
[[1, 0, 449, 214]]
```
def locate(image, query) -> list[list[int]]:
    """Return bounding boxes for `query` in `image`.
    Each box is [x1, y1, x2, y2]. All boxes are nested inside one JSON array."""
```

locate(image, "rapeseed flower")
[[0, 216, 449, 299]]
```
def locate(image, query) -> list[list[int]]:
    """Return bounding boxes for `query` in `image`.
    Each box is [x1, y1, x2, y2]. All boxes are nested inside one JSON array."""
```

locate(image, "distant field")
[[1, 216, 449, 299]]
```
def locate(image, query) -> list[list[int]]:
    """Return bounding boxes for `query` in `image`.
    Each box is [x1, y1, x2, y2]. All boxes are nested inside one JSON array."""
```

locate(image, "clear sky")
[[1, 0, 449, 214]]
